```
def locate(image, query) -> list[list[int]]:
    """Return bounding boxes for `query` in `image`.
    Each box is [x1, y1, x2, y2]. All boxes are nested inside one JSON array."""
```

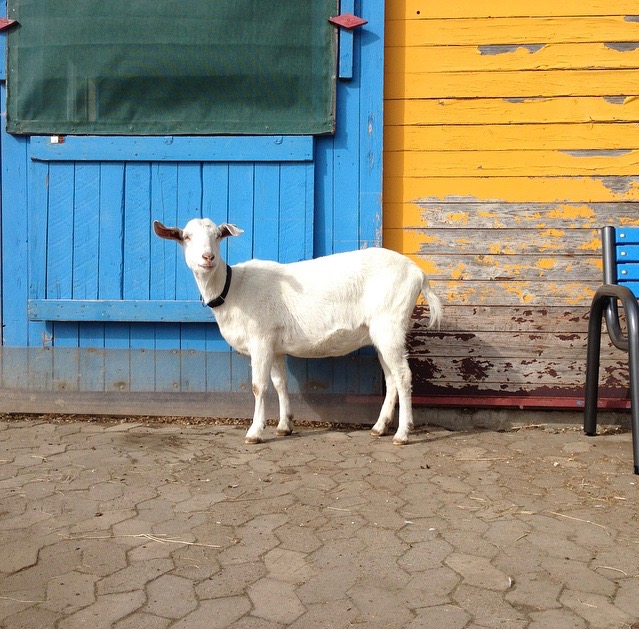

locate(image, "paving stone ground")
[[0, 415, 638, 628]]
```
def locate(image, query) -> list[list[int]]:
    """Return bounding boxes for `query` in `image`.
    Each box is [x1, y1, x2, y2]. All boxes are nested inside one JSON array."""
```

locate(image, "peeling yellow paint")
[[578, 236, 602, 251], [451, 263, 467, 280], [415, 258, 441, 276], [540, 229, 565, 239], [446, 211, 470, 225], [536, 258, 556, 270], [503, 283, 534, 304], [546, 283, 595, 306], [547, 204, 596, 222]]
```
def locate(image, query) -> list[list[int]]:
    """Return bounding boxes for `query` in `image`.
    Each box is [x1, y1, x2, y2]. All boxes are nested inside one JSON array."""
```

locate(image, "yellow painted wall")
[[383, 1, 639, 402]]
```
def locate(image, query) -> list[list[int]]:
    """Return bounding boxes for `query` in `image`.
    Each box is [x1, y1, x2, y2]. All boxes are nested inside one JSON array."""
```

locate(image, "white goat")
[[153, 218, 442, 445]]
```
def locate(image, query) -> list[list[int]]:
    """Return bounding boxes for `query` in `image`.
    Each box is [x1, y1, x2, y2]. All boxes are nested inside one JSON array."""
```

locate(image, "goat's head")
[[153, 218, 243, 276]]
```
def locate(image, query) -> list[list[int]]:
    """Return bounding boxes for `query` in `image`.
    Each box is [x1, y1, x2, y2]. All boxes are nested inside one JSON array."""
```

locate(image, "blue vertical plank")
[[47, 163, 76, 301], [46, 163, 79, 387], [279, 164, 309, 263], [99, 163, 130, 388], [314, 135, 334, 258], [124, 163, 152, 301], [202, 163, 230, 222], [202, 161, 231, 268], [176, 163, 203, 300], [150, 163, 179, 301], [151, 164, 181, 391], [123, 163, 156, 389], [253, 163, 280, 261], [27, 160, 51, 348], [227, 163, 254, 392], [358, 0, 384, 248], [98, 163, 126, 301], [1, 86, 29, 386], [303, 162, 315, 259], [48, 162, 79, 358], [227, 163, 254, 265], [1, 86, 29, 348], [27, 162, 53, 385], [201, 163, 232, 391], [176, 164, 207, 391], [73, 163, 101, 300], [332, 79, 360, 253], [338, 0, 355, 80], [174, 160, 203, 409], [74, 163, 105, 389]]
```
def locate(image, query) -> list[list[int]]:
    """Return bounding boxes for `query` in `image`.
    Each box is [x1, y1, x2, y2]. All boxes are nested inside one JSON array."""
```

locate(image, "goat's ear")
[[217, 223, 244, 239], [153, 220, 183, 242]]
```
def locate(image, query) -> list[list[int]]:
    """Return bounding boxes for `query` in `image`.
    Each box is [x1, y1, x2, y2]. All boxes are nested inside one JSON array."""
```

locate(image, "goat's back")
[[233, 247, 423, 313]]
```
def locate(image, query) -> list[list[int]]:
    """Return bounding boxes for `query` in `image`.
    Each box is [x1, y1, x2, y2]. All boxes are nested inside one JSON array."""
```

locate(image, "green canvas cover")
[[6, 1, 337, 135]]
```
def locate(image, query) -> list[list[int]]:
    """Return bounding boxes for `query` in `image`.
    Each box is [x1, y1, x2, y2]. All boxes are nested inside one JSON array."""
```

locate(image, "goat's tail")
[[421, 276, 443, 330]]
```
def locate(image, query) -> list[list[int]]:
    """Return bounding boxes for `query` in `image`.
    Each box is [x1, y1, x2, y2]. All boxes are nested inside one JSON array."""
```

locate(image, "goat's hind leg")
[[371, 355, 398, 437], [271, 354, 294, 436], [372, 327, 413, 445]]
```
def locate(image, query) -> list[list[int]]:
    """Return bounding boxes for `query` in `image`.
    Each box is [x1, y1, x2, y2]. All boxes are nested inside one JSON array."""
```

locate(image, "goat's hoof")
[[392, 436, 409, 446], [370, 428, 385, 437], [276, 428, 293, 437], [244, 436, 263, 445]]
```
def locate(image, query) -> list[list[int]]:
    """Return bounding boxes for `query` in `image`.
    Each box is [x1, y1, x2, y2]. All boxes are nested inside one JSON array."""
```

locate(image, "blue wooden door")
[[0, 0, 384, 399]]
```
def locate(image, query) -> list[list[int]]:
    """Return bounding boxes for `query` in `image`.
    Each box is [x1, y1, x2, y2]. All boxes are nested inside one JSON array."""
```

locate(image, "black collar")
[[205, 264, 233, 308]]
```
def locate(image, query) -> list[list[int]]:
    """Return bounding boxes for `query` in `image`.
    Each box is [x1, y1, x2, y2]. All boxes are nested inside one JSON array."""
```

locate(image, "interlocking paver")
[[249, 578, 305, 625], [0, 415, 638, 628], [144, 574, 197, 619], [44, 571, 97, 613]]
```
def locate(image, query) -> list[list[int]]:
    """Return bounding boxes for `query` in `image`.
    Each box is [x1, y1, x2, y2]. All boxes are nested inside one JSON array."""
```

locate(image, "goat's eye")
[[182, 234, 190, 242]]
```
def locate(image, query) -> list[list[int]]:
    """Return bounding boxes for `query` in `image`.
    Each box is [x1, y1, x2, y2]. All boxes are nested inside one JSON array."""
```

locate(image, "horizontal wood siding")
[[384, 1, 639, 402]]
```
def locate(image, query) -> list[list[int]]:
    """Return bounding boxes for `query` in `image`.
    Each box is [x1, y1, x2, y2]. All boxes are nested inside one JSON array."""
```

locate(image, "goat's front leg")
[[271, 354, 294, 436], [245, 347, 274, 444]]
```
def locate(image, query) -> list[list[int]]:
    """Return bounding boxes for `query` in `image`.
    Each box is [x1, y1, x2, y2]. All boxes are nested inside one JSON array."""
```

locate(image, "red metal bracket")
[[0, 18, 17, 32], [328, 13, 367, 30]]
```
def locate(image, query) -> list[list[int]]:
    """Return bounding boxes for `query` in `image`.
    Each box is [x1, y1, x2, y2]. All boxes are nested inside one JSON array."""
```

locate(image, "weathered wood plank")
[[384, 150, 639, 178], [401, 254, 601, 282], [384, 176, 639, 204], [384, 201, 639, 230], [386, 69, 639, 100], [386, 17, 639, 48], [411, 305, 591, 333], [428, 280, 597, 307], [385, 227, 601, 255], [407, 330, 622, 361], [385, 123, 639, 152], [385, 97, 639, 127], [386, 43, 639, 75], [409, 356, 628, 387], [386, 1, 639, 20]]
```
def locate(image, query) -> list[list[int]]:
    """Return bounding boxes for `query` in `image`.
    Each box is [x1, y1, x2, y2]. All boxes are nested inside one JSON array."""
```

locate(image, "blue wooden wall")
[[0, 0, 385, 402]]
